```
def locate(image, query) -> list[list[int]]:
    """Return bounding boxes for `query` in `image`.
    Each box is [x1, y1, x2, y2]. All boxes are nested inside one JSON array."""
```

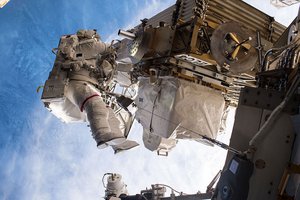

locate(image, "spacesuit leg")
[[66, 81, 126, 148], [84, 97, 126, 148]]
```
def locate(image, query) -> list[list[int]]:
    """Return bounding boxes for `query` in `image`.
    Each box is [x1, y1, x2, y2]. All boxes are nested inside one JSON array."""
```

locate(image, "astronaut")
[[42, 29, 138, 152]]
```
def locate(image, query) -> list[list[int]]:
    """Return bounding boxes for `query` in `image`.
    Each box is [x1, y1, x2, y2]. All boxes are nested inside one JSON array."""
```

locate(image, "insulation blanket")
[[135, 77, 225, 148]]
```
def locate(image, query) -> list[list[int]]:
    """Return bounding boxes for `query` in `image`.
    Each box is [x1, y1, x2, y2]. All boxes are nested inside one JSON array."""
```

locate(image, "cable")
[[102, 173, 113, 188], [155, 184, 186, 195], [149, 89, 161, 133], [262, 37, 300, 71]]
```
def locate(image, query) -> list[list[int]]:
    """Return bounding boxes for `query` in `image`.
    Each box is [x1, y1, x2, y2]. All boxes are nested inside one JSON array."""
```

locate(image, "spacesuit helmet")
[[77, 29, 100, 40]]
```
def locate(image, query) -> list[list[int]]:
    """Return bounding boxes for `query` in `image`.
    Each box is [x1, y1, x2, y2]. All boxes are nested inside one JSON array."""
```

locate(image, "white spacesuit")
[[42, 29, 138, 152]]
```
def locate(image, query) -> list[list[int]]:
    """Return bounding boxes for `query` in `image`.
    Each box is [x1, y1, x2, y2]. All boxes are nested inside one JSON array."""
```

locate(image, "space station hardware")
[[102, 173, 187, 200], [110, 0, 300, 200], [136, 77, 225, 154], [102, 172, 224, 200], [41, 29, 138, 152], [106, 0, 283, 154], [106, 0, 300, 198], [115, 0, 285, 104], [110, 0, 289, 154], [103, 173, 128, 199]]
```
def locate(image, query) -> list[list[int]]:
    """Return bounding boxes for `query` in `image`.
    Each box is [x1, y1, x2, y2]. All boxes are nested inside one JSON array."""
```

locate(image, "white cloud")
[[244, 0, 299, 26]]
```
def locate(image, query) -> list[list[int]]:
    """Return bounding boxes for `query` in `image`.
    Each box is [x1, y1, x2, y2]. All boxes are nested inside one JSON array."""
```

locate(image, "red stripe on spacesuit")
[[80, 94, 99, 112]]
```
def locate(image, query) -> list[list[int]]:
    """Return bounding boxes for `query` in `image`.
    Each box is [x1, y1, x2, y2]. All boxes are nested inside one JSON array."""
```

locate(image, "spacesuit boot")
[[83, 89, 139, 151], [111, 140, 139, 154], [89, 103, 139, 151]]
